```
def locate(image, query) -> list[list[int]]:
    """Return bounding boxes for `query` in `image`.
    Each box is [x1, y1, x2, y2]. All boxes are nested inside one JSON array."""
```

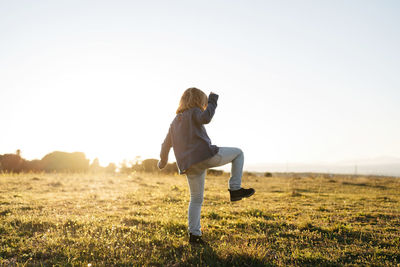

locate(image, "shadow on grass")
[[159, 243, 272, 267], [0, 209, 12, 216], [337, 250, 400, 265], [341, 181, 387, 190], [10, 218, 56, 236], [298, 222, 394, 248], [291, 255, 337, 266]]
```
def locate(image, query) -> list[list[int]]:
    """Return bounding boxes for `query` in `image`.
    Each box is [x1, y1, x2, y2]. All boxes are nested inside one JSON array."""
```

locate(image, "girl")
[[158, 87, 255, 244]]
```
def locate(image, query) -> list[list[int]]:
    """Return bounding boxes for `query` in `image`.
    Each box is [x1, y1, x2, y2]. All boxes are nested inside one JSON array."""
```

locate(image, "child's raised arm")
[[193, 93, 219, 125]]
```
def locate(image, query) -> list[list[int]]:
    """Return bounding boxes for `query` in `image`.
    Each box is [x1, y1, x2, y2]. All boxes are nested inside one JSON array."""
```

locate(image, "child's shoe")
[[229, 188, 255, 201], [189, 233, 206, 245]]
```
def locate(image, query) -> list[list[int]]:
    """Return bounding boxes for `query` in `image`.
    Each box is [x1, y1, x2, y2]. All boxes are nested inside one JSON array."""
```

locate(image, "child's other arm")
[[194, 92, 219, 124], [158, 127, 172, 169]]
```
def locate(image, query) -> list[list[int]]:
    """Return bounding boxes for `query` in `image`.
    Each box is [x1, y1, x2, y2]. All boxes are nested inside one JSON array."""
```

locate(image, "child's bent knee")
[[235, 148, 244, 158]]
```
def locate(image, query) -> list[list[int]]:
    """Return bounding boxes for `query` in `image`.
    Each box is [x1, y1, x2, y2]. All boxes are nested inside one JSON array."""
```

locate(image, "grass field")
[[1, 171, 399, 266]]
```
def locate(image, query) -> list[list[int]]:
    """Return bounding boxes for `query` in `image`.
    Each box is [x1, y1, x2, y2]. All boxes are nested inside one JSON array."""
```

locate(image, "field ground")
[[0, 172, 399, 266]]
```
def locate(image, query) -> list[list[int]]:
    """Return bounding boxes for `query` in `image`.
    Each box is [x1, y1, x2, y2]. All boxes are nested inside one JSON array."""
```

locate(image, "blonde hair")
[[176, 87, 208, 114]]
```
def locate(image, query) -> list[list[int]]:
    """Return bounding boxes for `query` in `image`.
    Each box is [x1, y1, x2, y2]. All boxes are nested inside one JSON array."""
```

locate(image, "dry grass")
[[0, 172, 399, 266]]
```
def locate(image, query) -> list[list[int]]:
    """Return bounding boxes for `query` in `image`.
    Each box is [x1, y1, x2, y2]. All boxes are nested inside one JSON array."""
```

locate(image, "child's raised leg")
[[206, 147, 244, 190], [206, 147, 254, 201]]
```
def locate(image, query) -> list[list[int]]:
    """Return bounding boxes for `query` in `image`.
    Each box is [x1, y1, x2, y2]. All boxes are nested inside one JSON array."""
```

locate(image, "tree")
[[142, 159, 158, 172], [105, 163, 116, 173], [41, 151, 89, 172]]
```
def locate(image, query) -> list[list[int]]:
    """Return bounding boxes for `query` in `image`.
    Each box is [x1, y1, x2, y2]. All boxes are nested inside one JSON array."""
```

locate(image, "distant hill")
[[245, 157, 400, 177]]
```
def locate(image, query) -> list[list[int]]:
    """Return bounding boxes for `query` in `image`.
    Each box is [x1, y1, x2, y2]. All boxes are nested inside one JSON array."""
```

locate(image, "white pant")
[[185, 147, 244, 235]]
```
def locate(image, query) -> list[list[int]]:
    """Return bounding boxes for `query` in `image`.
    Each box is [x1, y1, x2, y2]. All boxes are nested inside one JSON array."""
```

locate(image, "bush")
[[41, 151, 89, 172], [161, 162, 178, 174], [243, 171, 255, 177], [141, 159, 158, 172], [0, 154, 24, 173], [208, 169, 224, 176]]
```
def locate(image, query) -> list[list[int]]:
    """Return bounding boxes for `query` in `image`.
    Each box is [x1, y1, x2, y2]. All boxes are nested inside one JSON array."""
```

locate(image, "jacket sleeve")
[[193, 93, 219, 124], [159, 126, 172, 168]]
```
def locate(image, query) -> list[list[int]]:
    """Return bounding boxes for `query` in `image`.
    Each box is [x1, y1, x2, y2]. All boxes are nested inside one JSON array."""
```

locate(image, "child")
[[158, 87, 255, 244]]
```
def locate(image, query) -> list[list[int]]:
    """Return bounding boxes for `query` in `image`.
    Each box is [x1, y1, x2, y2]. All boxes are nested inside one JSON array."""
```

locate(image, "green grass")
[[0, 172, 399, 266]]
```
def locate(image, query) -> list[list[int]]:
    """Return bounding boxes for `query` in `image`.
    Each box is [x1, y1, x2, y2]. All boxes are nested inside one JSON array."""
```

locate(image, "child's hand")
[[158, 160, 167, 170]]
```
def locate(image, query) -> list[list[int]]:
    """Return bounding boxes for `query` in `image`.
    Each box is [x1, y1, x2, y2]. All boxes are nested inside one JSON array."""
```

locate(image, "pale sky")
[[1, 0, 399, 167]]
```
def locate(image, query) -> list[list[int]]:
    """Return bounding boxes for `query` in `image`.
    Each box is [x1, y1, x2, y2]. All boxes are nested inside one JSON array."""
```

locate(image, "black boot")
[[229, 188, 255, 202], [189, 233, 206, 245]]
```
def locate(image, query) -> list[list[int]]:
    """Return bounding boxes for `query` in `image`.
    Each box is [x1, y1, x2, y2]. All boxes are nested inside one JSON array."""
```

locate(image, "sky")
[[1, 0, 399, 168]]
